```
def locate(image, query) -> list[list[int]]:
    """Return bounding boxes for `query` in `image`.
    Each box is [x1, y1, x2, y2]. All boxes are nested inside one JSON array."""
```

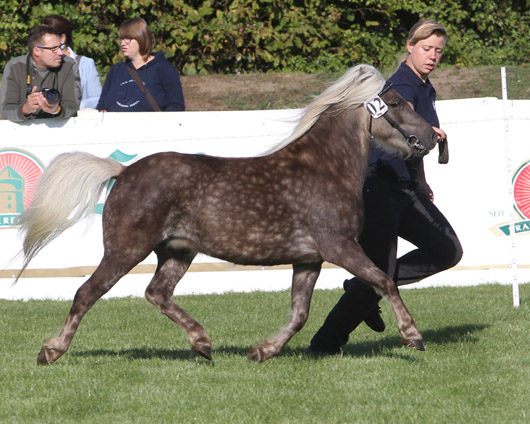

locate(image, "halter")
[[364, 81, 427, 155]]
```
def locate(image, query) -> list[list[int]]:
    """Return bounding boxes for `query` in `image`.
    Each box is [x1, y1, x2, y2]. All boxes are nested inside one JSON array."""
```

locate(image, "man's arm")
[[0, 57, 31, 122]]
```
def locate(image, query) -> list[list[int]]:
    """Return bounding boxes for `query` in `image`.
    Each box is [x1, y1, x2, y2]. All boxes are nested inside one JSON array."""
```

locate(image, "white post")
[[501, 67, 520, 308]]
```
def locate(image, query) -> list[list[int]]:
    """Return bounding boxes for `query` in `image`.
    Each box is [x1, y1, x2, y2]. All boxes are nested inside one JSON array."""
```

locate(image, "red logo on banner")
[[0, 149, 45, 226], [513, 159, 530, 219]]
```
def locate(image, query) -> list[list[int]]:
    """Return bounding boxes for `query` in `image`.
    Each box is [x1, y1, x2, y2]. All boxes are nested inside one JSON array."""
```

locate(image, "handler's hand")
[[432, 126, 447, 140]]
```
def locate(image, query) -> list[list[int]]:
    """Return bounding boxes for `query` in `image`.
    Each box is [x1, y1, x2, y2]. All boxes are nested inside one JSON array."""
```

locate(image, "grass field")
[[1, 283, 529, 423], [1, 64, 529, 422]]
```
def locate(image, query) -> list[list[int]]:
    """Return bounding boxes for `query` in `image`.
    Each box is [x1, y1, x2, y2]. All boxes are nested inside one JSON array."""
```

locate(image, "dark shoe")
[[307, 344, 342, 356], [364, 305, 385, 333], [310, 280, 382, 352], [343, 278, 353, 291], [343, 278, 385, 332]]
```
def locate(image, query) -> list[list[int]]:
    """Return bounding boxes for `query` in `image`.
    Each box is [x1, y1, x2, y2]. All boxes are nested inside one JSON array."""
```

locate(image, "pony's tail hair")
[[15, 152, 125, 279]]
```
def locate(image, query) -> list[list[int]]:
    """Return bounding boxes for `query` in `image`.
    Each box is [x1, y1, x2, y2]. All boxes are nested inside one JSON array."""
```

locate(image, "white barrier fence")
[[1, 98, 530, 300]]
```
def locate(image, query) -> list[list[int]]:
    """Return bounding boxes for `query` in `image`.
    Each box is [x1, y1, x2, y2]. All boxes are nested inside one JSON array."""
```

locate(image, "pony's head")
[[367, 81, 438, 158]]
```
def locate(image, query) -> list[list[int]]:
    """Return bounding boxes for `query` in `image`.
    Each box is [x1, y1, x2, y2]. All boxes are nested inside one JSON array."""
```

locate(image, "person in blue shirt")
[[42, 15, 102, 110], [308, 19, 463, 355], [97, 18, 185, 112]]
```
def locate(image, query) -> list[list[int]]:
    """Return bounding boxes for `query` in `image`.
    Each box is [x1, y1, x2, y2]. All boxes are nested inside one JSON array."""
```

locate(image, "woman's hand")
[[432, 126, 447, 140]]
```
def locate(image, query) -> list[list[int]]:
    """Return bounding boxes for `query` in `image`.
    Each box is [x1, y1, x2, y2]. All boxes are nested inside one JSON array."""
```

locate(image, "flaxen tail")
[[16, 152, 125, 278]]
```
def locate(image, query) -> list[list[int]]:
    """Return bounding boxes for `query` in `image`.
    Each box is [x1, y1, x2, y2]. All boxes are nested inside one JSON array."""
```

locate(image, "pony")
[[16, 64, 439, 364]]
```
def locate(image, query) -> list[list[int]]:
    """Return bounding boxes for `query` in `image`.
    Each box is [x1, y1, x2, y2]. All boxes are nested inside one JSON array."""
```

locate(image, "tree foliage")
[[0, 0, 528, 76]]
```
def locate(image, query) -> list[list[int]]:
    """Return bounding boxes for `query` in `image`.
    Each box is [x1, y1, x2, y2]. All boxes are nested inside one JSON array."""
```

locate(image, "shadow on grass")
[[70, 323, 489, 363], [71, 344, 251, 362], [305, 323, 490, 359], [274, 322, 490, 361], [72, 347, 202, 361]]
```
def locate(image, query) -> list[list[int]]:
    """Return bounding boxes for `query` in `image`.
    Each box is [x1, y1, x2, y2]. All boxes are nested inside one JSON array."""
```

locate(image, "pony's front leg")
[[322, 238, 424, 351], [248, 262, 321, 362], [380, 280, 425, 350]]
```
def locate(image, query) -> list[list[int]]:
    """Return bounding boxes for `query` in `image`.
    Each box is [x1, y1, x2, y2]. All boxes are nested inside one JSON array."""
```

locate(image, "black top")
[[368, 62, 439, 182]]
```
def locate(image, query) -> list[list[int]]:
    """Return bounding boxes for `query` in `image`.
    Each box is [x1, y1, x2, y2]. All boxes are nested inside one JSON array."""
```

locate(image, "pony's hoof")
[[37, 345, 60, 365], [37, 348, 50, 365], [190, 336, 212, 360], [402, 338, 426, 351], [248, 346, 264, 362], [194, 343, 212, 360]]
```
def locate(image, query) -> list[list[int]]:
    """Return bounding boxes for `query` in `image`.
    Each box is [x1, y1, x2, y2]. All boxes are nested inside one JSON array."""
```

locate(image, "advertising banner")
[[1, 98, 529, 299]]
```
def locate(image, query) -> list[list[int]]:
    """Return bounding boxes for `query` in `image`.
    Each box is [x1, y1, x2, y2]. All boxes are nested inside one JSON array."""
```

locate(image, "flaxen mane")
[[266, 64, 385, 154]]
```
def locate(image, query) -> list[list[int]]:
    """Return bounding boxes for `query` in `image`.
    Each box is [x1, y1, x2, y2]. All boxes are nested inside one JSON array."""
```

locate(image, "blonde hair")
[[119, 17, 154, 60], [396, 19, 447, 65]]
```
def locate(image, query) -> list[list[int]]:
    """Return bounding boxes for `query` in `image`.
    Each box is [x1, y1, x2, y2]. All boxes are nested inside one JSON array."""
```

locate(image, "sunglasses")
[[36, 42, 66, 53]]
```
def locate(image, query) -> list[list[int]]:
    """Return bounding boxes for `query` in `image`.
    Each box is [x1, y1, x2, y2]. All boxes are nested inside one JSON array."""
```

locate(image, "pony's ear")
[[438, 138, 449, 164]]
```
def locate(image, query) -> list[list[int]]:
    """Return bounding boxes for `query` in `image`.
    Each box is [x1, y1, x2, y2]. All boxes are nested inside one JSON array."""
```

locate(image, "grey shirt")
[[0, 54, 81, 122]]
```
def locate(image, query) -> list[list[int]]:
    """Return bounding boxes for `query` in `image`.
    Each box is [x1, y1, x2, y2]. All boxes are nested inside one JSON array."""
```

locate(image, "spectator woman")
[[97, 18, 185, 112], [308, 19, 463, 355], [42, 15, 101, 109]]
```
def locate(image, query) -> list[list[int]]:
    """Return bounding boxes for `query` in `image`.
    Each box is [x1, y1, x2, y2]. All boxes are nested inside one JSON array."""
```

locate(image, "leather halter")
[[367, 81, 427, 155]]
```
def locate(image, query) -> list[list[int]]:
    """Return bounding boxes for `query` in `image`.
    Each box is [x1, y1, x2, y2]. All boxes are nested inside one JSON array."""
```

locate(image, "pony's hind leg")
[[37, 255, 138, 365], [248, 262, 321, 362], [144, 247, 212, 360]]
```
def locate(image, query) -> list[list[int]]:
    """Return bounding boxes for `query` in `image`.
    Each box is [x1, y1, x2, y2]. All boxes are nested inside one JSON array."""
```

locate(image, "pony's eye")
[[390, 101, 399, 107]]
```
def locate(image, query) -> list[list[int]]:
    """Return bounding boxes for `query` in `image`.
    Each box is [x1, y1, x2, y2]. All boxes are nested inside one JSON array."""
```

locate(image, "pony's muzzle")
[[408, 135, 427, 156]]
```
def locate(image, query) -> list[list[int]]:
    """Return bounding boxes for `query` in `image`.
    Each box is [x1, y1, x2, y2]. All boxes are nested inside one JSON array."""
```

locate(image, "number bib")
[[364, 96, 388, 119]]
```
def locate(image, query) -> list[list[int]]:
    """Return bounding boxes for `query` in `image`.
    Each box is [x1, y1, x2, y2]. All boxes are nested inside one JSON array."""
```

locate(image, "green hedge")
[[1, 0, 529, 76]]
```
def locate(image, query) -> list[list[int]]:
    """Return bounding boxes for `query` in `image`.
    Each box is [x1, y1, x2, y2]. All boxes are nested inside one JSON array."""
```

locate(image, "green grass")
[[1, 284, 529, 423]]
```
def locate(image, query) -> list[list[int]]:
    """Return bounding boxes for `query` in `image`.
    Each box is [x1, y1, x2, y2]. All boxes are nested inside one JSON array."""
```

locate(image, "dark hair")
[[119, 18, 154, 60], [42, 15, 74, 49], [27, 26, 61, 55]]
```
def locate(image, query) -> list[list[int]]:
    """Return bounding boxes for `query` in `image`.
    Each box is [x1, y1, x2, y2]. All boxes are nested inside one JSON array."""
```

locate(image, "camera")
[[40, 88, 61, 104], [26, 87, 61, 104]]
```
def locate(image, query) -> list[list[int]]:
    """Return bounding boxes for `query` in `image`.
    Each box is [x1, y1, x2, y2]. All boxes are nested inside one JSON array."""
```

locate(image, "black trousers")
[[310, 172, 463, 349], [359, 173, 463, 287]]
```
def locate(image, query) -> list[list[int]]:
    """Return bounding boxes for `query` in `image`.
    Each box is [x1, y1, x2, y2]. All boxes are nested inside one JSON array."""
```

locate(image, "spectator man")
[[0, 26, 80, 122]]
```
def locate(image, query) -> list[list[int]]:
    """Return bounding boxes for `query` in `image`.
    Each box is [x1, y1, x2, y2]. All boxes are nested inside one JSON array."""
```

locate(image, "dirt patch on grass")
[[181, 66, 523, 111], [181, 73, 329, 111]]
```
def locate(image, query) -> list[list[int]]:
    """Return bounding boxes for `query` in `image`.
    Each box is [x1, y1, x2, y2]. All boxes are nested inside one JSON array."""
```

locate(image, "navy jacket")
[[97, 52, 185, 112], [368, 62, 439, 182]]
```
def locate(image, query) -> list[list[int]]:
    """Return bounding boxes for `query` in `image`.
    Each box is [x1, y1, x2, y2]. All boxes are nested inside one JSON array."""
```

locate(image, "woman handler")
[[309, 19, 463, 355]]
